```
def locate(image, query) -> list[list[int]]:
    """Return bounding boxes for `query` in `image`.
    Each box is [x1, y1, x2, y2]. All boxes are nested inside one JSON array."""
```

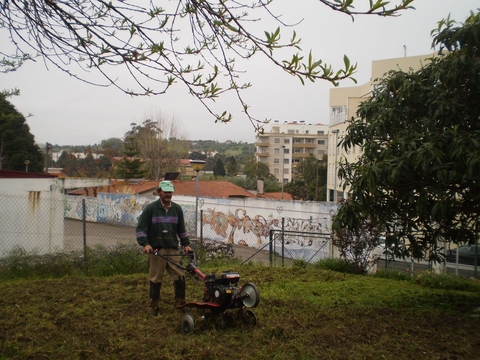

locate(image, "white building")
[[327, 53, 435, 202], [255, 120, 329, 183], [0, 170, 108, 256]]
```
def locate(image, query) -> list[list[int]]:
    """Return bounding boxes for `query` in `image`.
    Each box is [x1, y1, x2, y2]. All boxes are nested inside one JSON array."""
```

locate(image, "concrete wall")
[[0, 178, 65, 256], [64, 193, 338, 262]]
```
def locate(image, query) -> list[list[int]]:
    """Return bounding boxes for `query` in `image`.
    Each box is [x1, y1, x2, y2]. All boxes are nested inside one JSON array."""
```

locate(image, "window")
[[283, 158, 289, 164], [274, 148, 280, 154], [284, 148, 290, 154], [274, 138, 280, 143], [305, 130, 309, 134], [288, 129, 294, 134], [284, 139, 290, 144], [317, 140, 325, 145], [332, 106, 342, 116], [274, 158, 279, 164], [317, 130, 324, 135], [274, 168, 279, 174]]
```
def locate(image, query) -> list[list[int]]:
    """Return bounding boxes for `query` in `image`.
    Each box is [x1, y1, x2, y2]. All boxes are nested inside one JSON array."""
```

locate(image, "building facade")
[[327, 53, 435, 202], [255, 121, 329, 183]]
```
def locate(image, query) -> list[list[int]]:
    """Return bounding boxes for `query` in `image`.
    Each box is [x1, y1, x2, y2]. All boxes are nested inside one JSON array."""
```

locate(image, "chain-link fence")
[[6, 192, 475, 276], [376, 247, 479, 278], [0, 194, 331, 270]]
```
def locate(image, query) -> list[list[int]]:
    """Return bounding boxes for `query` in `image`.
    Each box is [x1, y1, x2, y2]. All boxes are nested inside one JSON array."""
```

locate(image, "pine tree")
[[0, 95, 43, 172], [116, 136, 146, 183], [213, 157, 226, 178]]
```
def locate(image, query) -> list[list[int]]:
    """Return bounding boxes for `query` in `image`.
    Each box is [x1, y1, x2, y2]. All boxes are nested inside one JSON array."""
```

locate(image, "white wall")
[[0, 178, 65, 256], [64, 193, 338, 262]]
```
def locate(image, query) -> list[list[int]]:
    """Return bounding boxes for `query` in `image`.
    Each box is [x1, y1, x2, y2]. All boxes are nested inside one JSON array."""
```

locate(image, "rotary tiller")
[[153, 250, 260, 334]]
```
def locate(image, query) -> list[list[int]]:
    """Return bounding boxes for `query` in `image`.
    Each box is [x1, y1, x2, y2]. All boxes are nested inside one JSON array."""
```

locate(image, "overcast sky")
[[1, 1, 479, 146]]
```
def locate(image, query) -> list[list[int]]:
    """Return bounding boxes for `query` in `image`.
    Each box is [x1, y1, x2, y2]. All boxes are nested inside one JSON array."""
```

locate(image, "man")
[[136, 180, 193, 316]]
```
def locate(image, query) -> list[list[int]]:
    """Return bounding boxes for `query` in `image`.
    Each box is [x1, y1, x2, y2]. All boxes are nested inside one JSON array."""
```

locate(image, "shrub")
[[313, 258, 358, 274]]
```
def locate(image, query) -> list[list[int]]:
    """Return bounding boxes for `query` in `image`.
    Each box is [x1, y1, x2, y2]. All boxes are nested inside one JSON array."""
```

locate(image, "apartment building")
[[255, 120, 329, 184], [327, 53, 435, 202]]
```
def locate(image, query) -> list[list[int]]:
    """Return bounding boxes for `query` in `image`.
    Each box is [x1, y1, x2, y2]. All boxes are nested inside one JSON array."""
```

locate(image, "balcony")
[[255, 151, 269, 157]]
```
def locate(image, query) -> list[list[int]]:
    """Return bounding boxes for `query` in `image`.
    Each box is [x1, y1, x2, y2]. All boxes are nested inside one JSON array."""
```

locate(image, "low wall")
[[64, 193, 337, 261]]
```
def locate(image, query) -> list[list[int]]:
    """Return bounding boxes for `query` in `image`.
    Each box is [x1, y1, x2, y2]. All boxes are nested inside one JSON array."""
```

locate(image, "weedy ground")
[[1, 264, 480, 359]]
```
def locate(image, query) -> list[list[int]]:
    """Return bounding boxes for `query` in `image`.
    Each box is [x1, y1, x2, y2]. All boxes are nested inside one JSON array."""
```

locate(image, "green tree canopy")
[[124, 118, 188, 180], [213, 157, 226, 178], [0, 1, 414, 131], [243, 159, 275, 181], [116, 136, 146, 182], [0, 95, 43, 172], [101, 138, 123, 154], [333, 11, 480, 262], [224, 156, 239, 177], [286, 154, 327, 200]]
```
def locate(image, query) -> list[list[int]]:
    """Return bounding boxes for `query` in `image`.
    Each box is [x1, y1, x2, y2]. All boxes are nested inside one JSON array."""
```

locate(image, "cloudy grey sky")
[[2, 1, 478, 146]]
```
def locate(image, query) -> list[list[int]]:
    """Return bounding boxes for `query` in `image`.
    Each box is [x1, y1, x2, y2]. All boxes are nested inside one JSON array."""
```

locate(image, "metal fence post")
[[200, 209, 204, 253], [269, 230, 273, 266], [475, 220, 479, 278], [281, 217, 285, 267], [82, 198, 87, 272]]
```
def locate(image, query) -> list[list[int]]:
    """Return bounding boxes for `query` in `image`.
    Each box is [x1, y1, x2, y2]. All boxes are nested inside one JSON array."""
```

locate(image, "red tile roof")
[[257, 192, 293, 200], [69, 179, 264, 199], [0, 170, 57, 178], [173, 180, 255, 198], [69, 179, 158, 196]]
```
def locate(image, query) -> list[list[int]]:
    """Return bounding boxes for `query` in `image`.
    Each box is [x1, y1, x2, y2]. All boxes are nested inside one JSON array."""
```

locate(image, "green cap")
[[158, 180, 175, 192]]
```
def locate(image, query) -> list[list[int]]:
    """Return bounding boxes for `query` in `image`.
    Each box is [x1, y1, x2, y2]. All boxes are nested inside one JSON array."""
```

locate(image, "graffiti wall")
[[64, 194, 337, 261]]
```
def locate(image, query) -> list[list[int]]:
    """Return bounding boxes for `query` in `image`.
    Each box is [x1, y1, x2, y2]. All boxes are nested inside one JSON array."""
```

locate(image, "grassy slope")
[[1, 266, 480, 360]]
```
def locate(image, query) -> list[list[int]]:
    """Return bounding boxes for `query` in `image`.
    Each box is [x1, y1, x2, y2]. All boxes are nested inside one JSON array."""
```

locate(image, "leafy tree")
[[332, 212, 383, 274], [189, 151, 207, 161], [83, 148, 101, 178], [125, 117, 188, 180], [333, 11, 480, 262], [56, 151, 69, 169], [57, 151, 83, 177], [213, 157, 226, 178], [1, 1, 413, 131], [0, 94, 43, 172], [243, 159, 275, 181], [224, 156, 239, 177], [287, 154, 327, 200], [101, 138, 123, 154], [284, 179, 309, 200]]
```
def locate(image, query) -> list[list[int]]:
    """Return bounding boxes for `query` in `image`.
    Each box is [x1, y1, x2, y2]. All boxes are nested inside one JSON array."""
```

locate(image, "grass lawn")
[[1, 265, 480, 359]]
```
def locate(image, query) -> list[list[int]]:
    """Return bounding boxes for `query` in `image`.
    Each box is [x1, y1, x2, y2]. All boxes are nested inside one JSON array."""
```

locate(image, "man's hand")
[[143, 245, 153, 254], [184, 246, 193, 253]]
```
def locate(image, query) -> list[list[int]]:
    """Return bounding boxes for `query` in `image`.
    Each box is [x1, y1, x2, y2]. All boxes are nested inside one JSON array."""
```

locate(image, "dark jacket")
[[136, 199, 190, 249]]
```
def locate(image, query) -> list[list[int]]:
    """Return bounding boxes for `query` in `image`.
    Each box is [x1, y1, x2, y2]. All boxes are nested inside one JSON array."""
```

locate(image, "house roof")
[[173, 180, 255, 198], [69, 179, 259, 199], [68, 179, 295, 199], [257, 192, 293, 201], [0, 170, 58, 179], [68, 179, 158, 196]]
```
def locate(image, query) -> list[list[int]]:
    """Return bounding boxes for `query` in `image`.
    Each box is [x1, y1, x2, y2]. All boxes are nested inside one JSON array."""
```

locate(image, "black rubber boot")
[[149, 281, 161, 316], [174, 276, 186, 307]]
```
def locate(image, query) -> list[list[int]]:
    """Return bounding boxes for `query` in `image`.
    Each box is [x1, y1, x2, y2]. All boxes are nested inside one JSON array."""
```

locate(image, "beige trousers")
[[148, 248, 184, 283]]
